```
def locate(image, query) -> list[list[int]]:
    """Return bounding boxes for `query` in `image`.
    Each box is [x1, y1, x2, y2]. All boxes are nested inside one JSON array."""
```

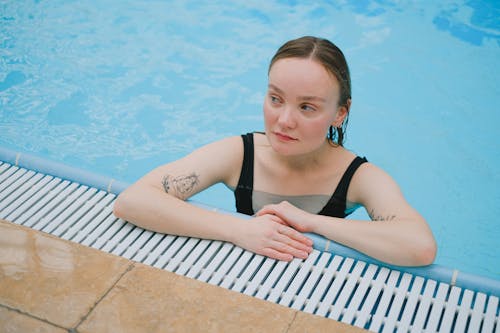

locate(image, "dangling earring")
[[328, 125, 337, 143], [337, 125, 344, 146]]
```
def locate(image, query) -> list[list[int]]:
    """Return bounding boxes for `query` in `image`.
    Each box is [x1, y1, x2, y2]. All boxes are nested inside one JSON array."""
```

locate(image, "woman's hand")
[[232, 213, 313, 262], [256, 201, 318, 233]]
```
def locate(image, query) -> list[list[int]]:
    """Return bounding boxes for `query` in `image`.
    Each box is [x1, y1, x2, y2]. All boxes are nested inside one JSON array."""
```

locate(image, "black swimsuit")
[[234, 133, 368, 217]]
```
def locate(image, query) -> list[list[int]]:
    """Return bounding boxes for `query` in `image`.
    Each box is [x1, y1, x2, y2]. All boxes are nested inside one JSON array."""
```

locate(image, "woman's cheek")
[[263, 103, 277, 123]]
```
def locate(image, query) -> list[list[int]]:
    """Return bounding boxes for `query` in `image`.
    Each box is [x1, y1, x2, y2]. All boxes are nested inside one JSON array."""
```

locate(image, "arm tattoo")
[[369, 209, 396, 221], [161, 173, 200, 199]]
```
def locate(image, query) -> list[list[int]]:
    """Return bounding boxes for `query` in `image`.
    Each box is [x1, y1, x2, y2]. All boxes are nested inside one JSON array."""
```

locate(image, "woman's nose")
[[277, 106, 296, 128]]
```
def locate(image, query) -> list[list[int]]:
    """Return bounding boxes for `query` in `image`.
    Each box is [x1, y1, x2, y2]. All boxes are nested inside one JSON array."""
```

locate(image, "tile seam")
[[0, 303, 69, 331], [284, 310, 299, 333], [72, 262, 136, 332]]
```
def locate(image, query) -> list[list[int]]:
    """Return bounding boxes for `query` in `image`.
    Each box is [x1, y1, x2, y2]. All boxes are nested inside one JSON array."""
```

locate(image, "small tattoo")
[[161, 173, 199, 199], [369, 209, 396, 221], [161, 176, 171, 193]]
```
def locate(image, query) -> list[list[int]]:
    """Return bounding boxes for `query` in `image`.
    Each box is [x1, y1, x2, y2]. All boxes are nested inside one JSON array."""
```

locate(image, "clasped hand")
[[233, 201, 315, 262]]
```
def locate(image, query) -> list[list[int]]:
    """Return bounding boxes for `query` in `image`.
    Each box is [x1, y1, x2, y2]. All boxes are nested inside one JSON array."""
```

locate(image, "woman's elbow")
[[113, 189, 134, 220], [414, 237, 437, 266]]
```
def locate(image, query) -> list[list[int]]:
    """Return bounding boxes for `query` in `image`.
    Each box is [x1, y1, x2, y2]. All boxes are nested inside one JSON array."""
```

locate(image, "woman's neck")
[[271, 139, 338, 172]]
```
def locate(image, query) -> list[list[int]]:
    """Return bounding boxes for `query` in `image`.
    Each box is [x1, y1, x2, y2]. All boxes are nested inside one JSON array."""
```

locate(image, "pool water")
[[1, 1, 499, 280]]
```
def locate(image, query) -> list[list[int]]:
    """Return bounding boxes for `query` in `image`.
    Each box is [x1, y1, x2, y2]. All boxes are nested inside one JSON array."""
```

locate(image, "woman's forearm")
[[311, 215, 437, 266], [113, 183, 240, 243], [113, 183, 314, 261]]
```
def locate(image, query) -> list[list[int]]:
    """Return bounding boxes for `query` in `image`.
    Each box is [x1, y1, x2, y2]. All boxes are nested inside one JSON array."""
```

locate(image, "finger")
[[270, 239, 310, 259], [260, 247, 293, 262], [256, 205, 279, 217], [278, 225, 313, 247], [270, 215, 287, 226], [274, 233, 313, 255]]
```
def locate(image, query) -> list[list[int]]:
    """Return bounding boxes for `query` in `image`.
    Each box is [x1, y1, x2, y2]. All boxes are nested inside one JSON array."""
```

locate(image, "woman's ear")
[[332, 99, 351, 127]]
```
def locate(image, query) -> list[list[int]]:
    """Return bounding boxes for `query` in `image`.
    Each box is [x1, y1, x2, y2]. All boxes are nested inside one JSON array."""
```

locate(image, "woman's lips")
[[274, 131, 297, 142]]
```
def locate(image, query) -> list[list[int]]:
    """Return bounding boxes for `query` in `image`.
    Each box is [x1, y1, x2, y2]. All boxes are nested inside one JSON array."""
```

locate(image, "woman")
[[113, 36, 437, 266]]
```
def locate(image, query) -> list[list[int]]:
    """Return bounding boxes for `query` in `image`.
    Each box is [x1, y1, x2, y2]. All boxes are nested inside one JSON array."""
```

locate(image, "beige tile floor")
[[0, 219, 367, 332]]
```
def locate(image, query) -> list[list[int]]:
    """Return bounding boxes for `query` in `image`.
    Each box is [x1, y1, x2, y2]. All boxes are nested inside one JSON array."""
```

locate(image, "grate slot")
[[482, 295, 499, 332], [381, 272, 413, 332], [277, 251, 318, 307], [397, 276, 424, 331], [141, 234, 176, 266], [132, 233, 168, 263], [165, 237, 202, 272], [174, 239, 212, 276], [0, 171, 43, 211], [0, 169, 36, 201], [267, 257, 303, 303], [196, 242, 235, 282], [0, 174, 54, 220], [227, 253, 266, 291], [0, 162, 10, 175], [109, 227, 147, 257], [469, 292, 487, 332], [153, 236, 189, 269], [34, 184, 88, 231], [242, 257, 278, 297], [110, 226, 148, 256], [439, 286, 461, 332], [255, 260, 289, 300], [12, 179, 71, 225], [25, 181, 80, 229], [95, 219, 134, 251], [49, 189, 105, 236], [425, 283, 450, 332], [330, 260, 367, 321], [185, 240, 224, 279], [342, 263, 378, 324], [79, 207, 118, 246], [368, 270, 400, 331], [63, 193, 116, 241], [291, 251, 332, 310], [208, 246, 246, 286], [0, 166, 24, 191], [218, 250, 253, 289], [121, 229, 156, 260], [316, 257, 355, 316], [303, 255, 343, 313]]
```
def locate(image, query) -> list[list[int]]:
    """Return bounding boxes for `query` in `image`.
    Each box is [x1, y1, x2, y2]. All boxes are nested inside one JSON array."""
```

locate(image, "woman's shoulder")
[[170, 135, 245, 175], [251, 131, 267, 140], [347, 157, 403, 204], [198, 135, 244, 152]]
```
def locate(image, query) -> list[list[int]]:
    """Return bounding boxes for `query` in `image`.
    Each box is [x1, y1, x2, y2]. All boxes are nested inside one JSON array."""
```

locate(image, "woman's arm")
[[113, 136, 312, 261], [257, 163, 437, 266]]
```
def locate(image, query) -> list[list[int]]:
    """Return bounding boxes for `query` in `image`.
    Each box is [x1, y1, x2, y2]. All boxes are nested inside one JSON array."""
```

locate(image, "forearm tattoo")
[[369, 209, 396, 221], [161, 173, 200, 200]]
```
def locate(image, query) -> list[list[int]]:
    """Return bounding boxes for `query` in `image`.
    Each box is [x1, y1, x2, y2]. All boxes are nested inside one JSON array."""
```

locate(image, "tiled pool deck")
[[0, 219, 366, 332]]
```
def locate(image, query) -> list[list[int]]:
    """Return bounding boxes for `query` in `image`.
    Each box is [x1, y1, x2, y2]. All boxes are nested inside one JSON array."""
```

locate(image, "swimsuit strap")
[[318, 156, 368, 218], [234, 133, 255, 215]]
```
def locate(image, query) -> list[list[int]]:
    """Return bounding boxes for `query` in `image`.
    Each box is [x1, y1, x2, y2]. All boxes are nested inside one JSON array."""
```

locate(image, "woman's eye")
[[270, 95, 281, 104], [301, 104, 316, 112]]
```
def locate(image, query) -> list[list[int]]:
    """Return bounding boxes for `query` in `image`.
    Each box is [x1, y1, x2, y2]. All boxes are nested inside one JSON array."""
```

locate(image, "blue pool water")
[[1, 1, 499, 280]]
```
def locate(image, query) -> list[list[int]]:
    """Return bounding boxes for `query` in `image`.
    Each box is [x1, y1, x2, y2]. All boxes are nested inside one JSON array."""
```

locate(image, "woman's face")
[[264, 57, 346, 157]]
